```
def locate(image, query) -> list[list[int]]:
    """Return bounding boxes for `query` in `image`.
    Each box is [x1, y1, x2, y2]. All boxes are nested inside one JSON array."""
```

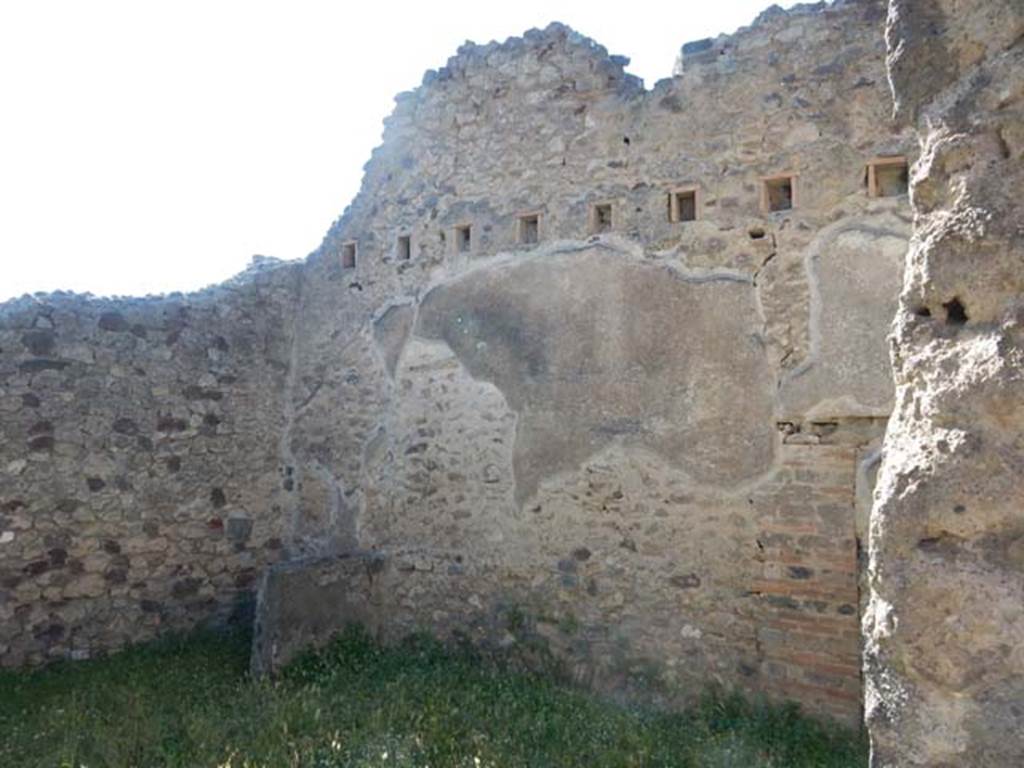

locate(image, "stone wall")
[[0, 260, 300, 664], [865, 0, 1024, 763], [274, 0, 907, 726], [2, 0, 910, 726]]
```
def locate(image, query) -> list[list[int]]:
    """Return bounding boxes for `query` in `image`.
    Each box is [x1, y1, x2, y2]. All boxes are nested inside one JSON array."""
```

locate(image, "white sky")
[[0, 0, 782, 302]]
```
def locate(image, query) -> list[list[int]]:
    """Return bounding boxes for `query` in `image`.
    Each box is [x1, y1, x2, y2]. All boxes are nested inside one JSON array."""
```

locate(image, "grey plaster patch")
[[415, 244, 776, 505], [373, 303, 415, 379], [779, 213, 909, 420]]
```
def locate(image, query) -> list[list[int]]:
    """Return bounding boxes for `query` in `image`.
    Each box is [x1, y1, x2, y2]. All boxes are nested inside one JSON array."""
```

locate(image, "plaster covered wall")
[[2, 0, 910, 726], [267, 0, 909, 726]]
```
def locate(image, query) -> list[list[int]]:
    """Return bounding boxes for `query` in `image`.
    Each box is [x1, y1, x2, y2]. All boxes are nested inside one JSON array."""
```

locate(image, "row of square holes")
[[339, 157, 908, 268]]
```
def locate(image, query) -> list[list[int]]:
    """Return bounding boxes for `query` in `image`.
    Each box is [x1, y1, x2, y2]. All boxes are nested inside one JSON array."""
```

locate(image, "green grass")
[[0, 627, 866, 767]]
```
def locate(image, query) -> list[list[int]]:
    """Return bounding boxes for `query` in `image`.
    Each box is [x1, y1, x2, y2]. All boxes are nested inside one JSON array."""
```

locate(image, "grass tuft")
[[0, 626, 866, 767]]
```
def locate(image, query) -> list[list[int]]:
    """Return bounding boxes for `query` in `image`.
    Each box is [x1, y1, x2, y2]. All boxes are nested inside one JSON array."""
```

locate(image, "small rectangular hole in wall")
[[341, 241, 357, 269], [455, 224, 472, 253], [868, 157, 909, 197], [763, 176, 795, 213], [518, 213, 540, 245], [591, 203, 613, 233], [669, 189, 697, 222], [397, 235, 411, 261]]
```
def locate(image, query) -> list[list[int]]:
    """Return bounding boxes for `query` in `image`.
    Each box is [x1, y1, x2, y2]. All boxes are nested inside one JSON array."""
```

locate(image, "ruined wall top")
[[318, 0, 896, 258], [675, 1, 881, 73]]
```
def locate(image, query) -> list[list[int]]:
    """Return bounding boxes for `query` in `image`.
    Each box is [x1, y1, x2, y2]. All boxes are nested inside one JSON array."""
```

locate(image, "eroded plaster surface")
[[865, 0, 1024, 763]]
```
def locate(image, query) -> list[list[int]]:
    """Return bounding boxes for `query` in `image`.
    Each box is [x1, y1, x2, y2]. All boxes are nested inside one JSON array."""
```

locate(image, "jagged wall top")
[[418, 22, 642, 94], [675, 1, 882, 74], [320, 0, 892, 257]]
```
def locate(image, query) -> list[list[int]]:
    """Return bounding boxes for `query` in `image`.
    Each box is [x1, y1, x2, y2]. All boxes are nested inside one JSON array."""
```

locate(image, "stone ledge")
[[250, 550, 388, 677]]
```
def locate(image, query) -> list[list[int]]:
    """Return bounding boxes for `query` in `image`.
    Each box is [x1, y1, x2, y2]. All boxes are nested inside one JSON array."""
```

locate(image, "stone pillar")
[[865, 1, 1024, 765]]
